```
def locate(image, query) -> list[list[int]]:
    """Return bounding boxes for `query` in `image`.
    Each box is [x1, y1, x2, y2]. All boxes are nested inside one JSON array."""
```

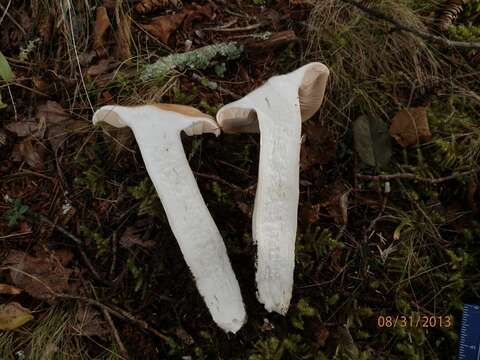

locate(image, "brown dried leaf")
[[36, 101, 71, 125], [5, 120, 42, 137], [300, 122, 336, 170], [38, 11, 54, 41], [93, 6, 111, 56], [120, 227, 156, 249], [134, 0, 179, 14], [142, 4, 213, 43], [36, 101, 86, 151], [71, 305, 109, 337], [0, 302, 33, 331], [142, 12, 187, 43], [389, 107, 431, 147], [11, 137, 44, 169], [0, 284, 22, 295], [183, 4, 214, 32], [114, 13, 132, 60], [87, 59, 118, 76], [2, 249, 73, 302]]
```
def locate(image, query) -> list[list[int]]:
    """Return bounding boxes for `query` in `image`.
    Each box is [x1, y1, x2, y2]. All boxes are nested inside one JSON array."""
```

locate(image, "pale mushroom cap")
[[216, 62, 330, 133], [93, 104, 220, 136]]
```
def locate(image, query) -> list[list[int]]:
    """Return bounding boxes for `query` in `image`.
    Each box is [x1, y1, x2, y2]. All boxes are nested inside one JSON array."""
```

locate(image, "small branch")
[[340, 0, 480, 49], [102, 307, 130, 359], [29, 210, 109, 285], [357, 168, 480, 184], [0, 1, 26, 34], [243, 31, 298, 54], [56, 293, 171, 342], [194, 172, 246, 192], [203, 21, 266, 32]]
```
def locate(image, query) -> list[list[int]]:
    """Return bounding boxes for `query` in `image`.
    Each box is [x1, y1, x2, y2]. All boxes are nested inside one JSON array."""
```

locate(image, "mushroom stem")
[[217, 63, 330, 314], [93, 105, 246, 333]]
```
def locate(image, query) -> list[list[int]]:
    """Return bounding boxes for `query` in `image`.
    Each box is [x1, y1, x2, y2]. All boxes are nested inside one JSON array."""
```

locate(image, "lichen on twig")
[[140, 42, 243, 81]]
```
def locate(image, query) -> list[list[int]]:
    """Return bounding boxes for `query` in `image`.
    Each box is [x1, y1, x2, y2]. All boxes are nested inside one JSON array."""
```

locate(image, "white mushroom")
[[93, 104, 246, 333], [216, 63, 330, 314]]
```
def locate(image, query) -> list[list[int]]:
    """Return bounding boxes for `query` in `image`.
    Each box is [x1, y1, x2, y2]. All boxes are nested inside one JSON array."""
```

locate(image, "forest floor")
[[0, 0, 480, 359]]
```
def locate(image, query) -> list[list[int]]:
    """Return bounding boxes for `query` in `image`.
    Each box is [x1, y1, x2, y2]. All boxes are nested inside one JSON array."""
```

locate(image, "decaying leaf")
[[134, 0, 180, 14], [304, 182, 350, 225], [353, 115, 392, 167], [389, 107, 431, 147], [0, 50, 14, 82], [11, 137, 44, 169], [300, 122, 336, 170], [37, 101, 71, 125], [87, 59, 118, 76], [142, 4, 214, 43], [93, 6, 111, 56], [71, 305, 109, 337], [114, 10, 132, 60], [36, 101, 85, 151], [0, 283, 22, 295], [2, 249, 73, 302], [120, 227, 156, 249], [142, 12, 188, 43], [5, 120, 43, 137], [0, 302, 33, 330], [334, 326, 359, 359]]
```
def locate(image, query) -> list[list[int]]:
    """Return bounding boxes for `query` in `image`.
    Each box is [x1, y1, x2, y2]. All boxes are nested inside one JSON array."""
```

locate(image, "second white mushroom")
[[217, 63, 330, 314]]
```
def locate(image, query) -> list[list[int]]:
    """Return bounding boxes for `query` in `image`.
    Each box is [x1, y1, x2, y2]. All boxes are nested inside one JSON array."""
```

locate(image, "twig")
[[194, 172, 245, 192], [339, 0, 480, 49], [101, 307, 129, 359], [357, 168, 480, 184], [203, 22, 267, 32], [29, 210, 109, 285], [0, 0, 11, 25], [191, 73, 240, 99], [0, 1, 26, 34], [56, 293, 171, 342]]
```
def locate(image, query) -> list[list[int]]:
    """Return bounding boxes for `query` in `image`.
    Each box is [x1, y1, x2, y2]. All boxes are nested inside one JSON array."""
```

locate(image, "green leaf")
[[0, 51, 14, 82], [353, 115, 392, 168]]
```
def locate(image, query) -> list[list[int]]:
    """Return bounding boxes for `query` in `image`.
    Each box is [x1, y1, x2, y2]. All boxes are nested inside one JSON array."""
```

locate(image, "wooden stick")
[[340, 0, 480, 49]]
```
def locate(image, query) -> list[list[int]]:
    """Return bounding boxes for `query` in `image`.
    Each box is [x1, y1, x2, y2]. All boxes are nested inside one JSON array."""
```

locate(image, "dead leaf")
[[353, 115, 392, 168], [87, 59, 118, 76], [114, 12, 131, 60], [183, 4, 214, 32], [120, 227, 156, 249], [2, 249, 73, 302], [94, 6, 111, 56], [71, 305, 109, 337], [306, 182, 350, 225], [175, 327, 195, 345], [300, 122, 336, 170], [36, 101, 85, 151], [0, 284, 22, 295], [316, 325, 330, 347], [38, 11, 54, 41], [0, 302, 33, 330], [142, 12, 188, 43], [11, 137, 44, 169], [135, 0, 179, 14], [142, 4, 214, 43], [334, 326, 359, 359], [36, 101, 70, 125], [5, 120, 42, 137], [389, 107, 431, 147]]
